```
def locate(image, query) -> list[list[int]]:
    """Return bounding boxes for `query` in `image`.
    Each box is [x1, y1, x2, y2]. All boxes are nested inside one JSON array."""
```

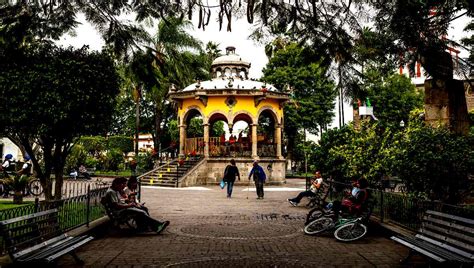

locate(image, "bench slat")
[[17, 236, 76, 261], [425, 210, 474, 225], [416, 234, 474, 260], [420, 229, 474, 253], [391, 236, 446, 262], [21, 236, 92, 262], [0, 209, 58, 225], [422, 222, 474, 244], [392, 235, 471, 262], [13, 234, 68, 259], [45, 236, 94, 262], [423, 215, 474, 234]]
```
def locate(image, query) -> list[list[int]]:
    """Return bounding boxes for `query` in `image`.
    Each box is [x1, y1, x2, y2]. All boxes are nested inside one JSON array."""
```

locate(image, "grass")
[[0, 200, 35, 211], [94, 170, 132, 177]]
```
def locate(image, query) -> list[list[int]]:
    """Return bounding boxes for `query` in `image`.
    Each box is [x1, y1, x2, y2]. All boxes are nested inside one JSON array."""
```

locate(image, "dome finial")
[[226, 46, 236, 55]]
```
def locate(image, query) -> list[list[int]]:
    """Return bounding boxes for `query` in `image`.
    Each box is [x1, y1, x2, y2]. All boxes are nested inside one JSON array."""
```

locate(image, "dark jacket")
[[223, 165, 239, 183], [249, 165, 266, 182]]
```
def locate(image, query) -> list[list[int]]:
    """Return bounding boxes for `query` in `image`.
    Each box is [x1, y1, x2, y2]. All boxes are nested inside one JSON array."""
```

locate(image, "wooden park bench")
[[306, 181, 331, 208], [0, 208, 94, 265], [391, 210, 474, 266]]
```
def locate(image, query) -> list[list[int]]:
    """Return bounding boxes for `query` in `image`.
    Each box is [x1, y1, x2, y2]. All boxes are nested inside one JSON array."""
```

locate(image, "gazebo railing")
[[186, 137, 278, 158]]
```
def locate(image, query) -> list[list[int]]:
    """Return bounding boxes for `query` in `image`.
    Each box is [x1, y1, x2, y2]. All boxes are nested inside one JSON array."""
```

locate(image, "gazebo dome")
[[182, 46, 277, 92]]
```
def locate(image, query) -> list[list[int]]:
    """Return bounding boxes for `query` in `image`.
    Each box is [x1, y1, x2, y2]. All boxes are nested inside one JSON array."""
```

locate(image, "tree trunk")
[[154, 106, 163, 150], [13, 191, 23, 204], [424, 79, 469, 135]]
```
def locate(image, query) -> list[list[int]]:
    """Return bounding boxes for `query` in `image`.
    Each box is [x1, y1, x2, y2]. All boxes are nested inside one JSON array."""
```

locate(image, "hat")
[[5, 154, 13, 160], [24, 155, 31, 161], [315, 171, 321, 176], [253, 160, 259, 164]]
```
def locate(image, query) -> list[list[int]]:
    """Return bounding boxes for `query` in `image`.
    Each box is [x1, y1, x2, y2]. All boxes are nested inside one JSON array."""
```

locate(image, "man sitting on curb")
[[105, 177, 170, 234], [287, 171, 323, 206]]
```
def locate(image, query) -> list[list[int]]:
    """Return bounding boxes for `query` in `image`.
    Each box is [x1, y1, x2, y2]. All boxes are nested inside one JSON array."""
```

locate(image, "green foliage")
[[363, 72, 423, 127], [78, 136, 106, 157], [314, 120, 473, 204], [392, 123, 474, 204], [103, 149, 123, 172], [211, 121, 225, 137], [187, 117, 204, 138], [84, 156, 100, 170], [65, 144, 87, 172], [0, 175, 31, 192], [262, 42, 336, 160], [167, 120, 179, 142], [107, 135, 133, 153], [0, 43, 120, 200], [137, 152, 154, 171]]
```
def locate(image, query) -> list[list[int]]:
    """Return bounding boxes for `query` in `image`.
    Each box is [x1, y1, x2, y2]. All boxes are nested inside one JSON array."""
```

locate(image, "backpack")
[[223, 165, 230, 182]]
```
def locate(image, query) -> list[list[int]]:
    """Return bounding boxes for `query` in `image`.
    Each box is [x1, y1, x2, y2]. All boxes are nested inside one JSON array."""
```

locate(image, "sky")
[[57, 10, 471, 141]]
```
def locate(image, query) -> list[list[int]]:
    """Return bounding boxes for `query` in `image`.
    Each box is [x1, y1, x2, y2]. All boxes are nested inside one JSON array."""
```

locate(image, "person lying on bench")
[[287, 171, 323, 206], [105, 177, 169, 234]]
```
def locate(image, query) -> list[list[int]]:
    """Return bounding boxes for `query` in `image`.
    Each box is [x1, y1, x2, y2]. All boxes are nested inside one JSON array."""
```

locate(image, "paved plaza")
[[58, 180, 411, 267]]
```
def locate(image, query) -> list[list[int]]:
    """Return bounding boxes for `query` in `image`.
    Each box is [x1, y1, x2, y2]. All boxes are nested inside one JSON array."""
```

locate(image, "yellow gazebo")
[[169, 46, 289, 184]]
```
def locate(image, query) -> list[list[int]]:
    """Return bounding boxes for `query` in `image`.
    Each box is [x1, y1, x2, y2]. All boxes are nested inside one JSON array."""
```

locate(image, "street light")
[[399, 120, 405, 128]]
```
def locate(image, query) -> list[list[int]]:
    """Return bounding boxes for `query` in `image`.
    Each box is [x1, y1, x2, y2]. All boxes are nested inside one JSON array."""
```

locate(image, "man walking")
[[248, 160, 266, 199]]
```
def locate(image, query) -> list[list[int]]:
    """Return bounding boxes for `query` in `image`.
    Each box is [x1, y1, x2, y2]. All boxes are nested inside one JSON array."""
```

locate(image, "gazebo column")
[[251, 123, 258, 158], [275, 124, 283, 159], [203, 123, 209, 158], [179, 124, 186, 156]]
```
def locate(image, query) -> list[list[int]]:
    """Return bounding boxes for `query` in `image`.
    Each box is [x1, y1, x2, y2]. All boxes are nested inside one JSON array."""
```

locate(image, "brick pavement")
[[58, 180, 412, 267]]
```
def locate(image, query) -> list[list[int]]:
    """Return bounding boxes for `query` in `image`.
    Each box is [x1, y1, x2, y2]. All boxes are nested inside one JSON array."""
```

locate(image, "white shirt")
[[2, 160, 10, 168]]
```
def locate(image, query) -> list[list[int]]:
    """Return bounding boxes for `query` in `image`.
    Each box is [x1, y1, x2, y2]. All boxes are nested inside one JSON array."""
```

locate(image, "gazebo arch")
[[182, 106, 204, 125], [257, 106, 280, 125]]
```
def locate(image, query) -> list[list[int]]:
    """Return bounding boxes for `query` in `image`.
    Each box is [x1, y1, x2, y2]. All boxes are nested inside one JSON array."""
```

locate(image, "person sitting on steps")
[[105, 177, 169, 234], [287, 171, 323, 206]]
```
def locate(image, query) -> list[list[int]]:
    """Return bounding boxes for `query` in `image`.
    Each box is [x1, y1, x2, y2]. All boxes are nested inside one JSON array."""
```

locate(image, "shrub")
[[103, 149, 124, 172], [65, 144, 87, 171]]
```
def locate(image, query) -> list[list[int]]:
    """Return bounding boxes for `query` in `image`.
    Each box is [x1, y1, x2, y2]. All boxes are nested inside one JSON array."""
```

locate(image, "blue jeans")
[[226, 181, 234, 197]]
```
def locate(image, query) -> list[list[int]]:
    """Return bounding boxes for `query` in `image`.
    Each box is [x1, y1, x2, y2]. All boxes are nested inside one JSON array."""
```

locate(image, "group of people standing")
[[222, 159, 267, 199]]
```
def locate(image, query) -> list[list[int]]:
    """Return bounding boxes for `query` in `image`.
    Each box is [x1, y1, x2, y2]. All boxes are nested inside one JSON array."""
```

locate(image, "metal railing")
[[326, 180, 474, 231], [0, 185, 109, 255]]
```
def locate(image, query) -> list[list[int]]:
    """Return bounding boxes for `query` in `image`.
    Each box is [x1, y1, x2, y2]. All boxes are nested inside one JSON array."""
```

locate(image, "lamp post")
[[133, 84, 141, 159], [399, 120, 405, 128]]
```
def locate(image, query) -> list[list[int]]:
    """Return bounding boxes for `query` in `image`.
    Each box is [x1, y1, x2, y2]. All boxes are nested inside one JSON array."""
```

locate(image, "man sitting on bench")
[[287, 171, 323, 206], [105, 177, 170, 234]]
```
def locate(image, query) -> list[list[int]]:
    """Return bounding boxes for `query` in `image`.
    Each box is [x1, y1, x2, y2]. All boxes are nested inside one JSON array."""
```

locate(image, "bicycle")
[[304, 200, 374, 242], [304, 215, 368, 242]]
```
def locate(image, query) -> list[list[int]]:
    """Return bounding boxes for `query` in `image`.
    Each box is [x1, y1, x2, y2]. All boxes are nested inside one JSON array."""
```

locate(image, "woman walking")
[[223, 159, 240, 198]]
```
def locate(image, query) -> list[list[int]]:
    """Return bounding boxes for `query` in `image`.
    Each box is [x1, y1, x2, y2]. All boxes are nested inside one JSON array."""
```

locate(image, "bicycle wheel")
[[305, 208, 324, 225], [304, 217, 334, 235], [334, 222, 367, 242], [28, 179, 43, 196]]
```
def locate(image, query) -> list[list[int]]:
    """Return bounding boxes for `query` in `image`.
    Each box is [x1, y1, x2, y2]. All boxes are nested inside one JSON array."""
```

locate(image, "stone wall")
[[181, 158, 286, 186], [424, 79, 469, 134]]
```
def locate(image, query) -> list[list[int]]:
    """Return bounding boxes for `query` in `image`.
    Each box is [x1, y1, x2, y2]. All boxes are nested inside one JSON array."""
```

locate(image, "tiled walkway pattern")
[[58, 182, 410, 267]]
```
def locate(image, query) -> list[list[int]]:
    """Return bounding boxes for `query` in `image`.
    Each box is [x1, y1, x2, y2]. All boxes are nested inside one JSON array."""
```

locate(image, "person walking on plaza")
[[287, 171, 323, 206], [248, 160, 266, 199], [105, 177, 169, 234], [223, 159, 240, 198]]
